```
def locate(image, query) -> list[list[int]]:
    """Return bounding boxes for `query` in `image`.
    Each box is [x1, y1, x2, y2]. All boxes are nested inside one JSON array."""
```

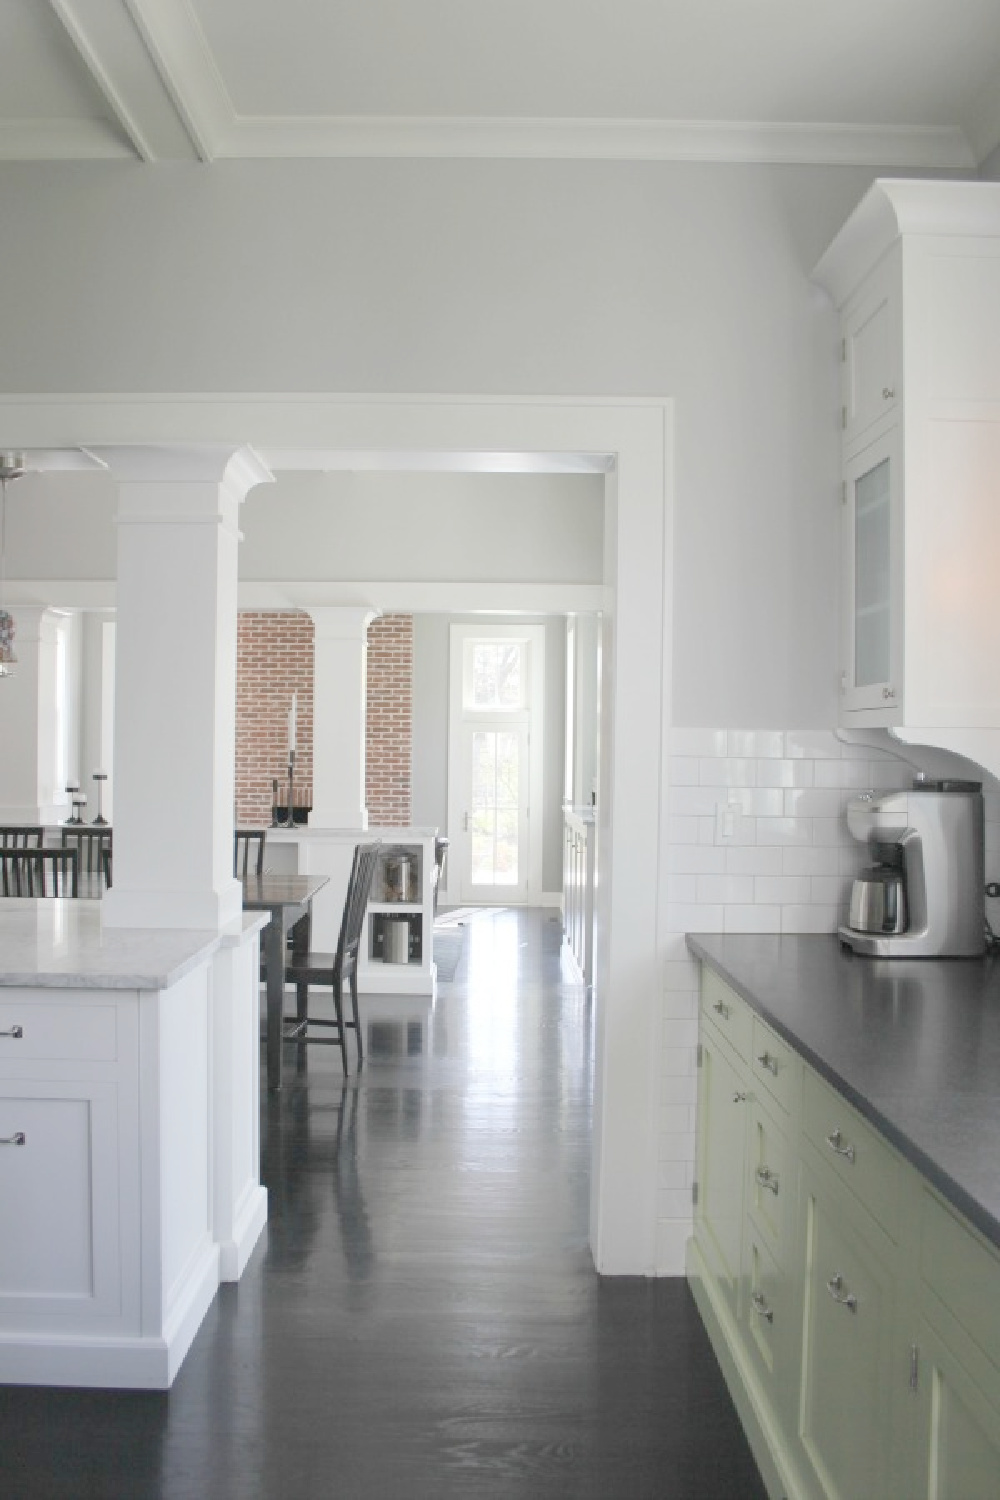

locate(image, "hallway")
[[0, 908, 764, 1499]]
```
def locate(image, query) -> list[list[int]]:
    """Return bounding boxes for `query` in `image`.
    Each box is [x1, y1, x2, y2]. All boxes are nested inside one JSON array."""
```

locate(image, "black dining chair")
[[234, 829, 267, 879], [61, 828, 113, 891], [0, 847, 78, 897], [283, 841, 381, 1072], [0, 826, 45, 849]]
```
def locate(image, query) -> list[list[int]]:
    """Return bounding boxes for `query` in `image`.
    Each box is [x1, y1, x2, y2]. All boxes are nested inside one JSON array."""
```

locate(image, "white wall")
[[412, 613, 567, 895], [0, 156, 907, 729]]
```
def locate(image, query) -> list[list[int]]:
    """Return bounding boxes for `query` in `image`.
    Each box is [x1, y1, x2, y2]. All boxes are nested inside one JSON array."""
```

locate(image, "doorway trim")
[[2, 392, 674, 1276]]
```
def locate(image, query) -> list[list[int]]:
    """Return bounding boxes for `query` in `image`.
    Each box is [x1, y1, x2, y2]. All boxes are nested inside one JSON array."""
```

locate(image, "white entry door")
[[448, 625, 544, 906]]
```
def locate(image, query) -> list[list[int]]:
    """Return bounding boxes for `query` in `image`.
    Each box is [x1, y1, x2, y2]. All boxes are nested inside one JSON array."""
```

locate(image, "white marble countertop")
[[0, 901, 264, 990]]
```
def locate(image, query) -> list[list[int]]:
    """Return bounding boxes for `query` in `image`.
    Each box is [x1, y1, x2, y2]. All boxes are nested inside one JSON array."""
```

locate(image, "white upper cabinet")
[[814, 180, 1000, 774]]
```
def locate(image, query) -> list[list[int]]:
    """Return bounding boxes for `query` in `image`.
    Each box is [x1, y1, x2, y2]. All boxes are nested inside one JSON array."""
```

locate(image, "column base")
[[102, 878, 244, 931]]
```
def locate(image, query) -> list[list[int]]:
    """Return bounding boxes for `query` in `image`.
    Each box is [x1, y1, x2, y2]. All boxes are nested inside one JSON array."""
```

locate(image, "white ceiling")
[[1, 0, 999, 168]]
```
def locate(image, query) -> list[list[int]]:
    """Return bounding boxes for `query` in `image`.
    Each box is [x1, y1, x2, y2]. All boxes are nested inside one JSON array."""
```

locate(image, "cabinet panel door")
[[0, 1081, 122, 1323], [841, 427, 904, 719], [905, 1316, 1000, 1500], [797, 1162, 896, 1500], [695, 1026, 748, 1319], [843, 260, 900, 450]]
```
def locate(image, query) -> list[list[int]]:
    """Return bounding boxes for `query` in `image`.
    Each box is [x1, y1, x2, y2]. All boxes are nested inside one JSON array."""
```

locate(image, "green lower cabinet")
[[795, 1158, 898, 1500], [695, 1023, 748, 1321], [900, 1313, 1000, 1498]]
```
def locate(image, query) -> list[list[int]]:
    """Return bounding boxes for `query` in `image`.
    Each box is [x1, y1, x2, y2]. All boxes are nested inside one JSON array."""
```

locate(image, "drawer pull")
[[755, 1166, 779, 1195], [732, 1091, 747, 1104], [0, 1025, 22, 1039], [0, 1131, 25, 1147], [757, 1050, 779, 1075], [826, 1273, 858, 1312], [882, 386, 895, 401], [712, 999, 730, 1020], [750, 1291, 774, 1324], [825, 1128, 856, 1164]]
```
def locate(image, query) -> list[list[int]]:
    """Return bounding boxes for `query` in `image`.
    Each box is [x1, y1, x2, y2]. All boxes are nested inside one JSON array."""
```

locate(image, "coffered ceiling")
[[2, 0, 1000, 168]]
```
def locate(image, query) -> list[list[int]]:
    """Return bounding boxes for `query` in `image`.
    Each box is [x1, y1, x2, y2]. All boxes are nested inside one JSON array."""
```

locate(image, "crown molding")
[[213, 113, 977, 169]]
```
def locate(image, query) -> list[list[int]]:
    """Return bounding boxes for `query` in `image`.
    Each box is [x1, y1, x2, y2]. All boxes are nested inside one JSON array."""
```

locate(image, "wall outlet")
[[715, 795, 740, 843]]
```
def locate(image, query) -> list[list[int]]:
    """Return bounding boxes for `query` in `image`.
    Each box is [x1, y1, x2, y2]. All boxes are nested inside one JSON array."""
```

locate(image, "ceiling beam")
[[122, 0, 236, 162]]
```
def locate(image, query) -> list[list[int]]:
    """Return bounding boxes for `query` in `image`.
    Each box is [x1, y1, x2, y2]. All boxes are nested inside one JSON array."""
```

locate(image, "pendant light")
[[0, 451, 25, 679]]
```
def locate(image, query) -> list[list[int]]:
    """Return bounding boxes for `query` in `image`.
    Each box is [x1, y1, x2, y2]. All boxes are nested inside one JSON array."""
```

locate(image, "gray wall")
[[0, 155, 924, 730], [412, 613, 567, 896]]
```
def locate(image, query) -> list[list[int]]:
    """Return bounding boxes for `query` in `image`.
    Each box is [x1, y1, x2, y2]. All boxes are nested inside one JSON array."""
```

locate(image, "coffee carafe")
[[839, 779, 985, 958]]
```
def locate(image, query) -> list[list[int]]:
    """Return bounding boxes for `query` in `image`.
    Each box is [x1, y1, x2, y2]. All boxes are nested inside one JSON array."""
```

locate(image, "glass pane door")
[[854, 455, 891, 689], [470, 729, 520, 887]]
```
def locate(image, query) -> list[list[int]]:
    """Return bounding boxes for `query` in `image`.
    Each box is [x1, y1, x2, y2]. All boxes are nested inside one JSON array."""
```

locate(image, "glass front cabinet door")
[[841, 428, 903, 719]]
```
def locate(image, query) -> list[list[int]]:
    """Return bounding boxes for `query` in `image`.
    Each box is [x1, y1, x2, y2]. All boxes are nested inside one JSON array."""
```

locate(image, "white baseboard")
[[218, 1184, 268, 1283]]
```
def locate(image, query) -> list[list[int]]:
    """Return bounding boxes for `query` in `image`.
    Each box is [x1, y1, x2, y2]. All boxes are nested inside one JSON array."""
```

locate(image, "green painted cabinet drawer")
[[750, 1014, 799, 1116], [920, 1190, 1000, 1375], [802, 1065, 901, 1241], [747, 1094, 792, 1264], [700, 968, 753, 1064]]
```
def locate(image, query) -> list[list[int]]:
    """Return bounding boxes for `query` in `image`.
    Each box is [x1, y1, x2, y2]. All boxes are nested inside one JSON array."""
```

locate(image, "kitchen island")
[[0, 899, 267, 1389], [686, 933, 1000, 1500]]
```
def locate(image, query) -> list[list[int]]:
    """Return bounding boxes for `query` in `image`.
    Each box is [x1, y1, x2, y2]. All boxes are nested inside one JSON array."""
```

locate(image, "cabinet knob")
[[825, 1128, 856, 1164], [755, 1166, 780, 1195], [0, 1025, 22, 1039], [826, 1272, 858, 1312], [0, 1131, 25, 1146], [882, 386, 895, 400], [732, 1091, 747, 1104], [712, 999, 730, 1020], [757, 1050, 779, 1076], [750, 1291, 774, 1324], [881, 686, 896, 701]]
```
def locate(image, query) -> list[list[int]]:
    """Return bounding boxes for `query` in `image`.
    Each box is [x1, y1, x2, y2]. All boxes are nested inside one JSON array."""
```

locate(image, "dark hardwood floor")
[[0, 908, 765, 1499]]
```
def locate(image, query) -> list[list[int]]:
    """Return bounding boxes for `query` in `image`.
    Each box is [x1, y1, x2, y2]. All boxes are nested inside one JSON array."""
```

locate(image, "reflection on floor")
[[0, 907, 765, 1500]]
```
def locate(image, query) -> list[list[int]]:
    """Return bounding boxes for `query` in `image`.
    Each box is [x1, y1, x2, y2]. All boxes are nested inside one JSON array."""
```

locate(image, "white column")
[[0, 606, 65, 824], [307, 607, 377, 830], [98, 446, 272, 930]]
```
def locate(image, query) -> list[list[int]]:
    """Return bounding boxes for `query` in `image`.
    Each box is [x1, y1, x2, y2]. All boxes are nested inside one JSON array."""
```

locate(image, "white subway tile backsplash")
[[666, 874, 698, 904], [756, 758, 815, 789], [666, 903, 725, 933], [667, 845, 727, 875], [662, 1046, 697, 1077], [781, 904, 840, 934], [811, 875, 848, 907], [814, 758, 875, 790], [700, 757, 757, 787], [756, 817, 813, 848], [755, 875, 812, 905], [725, 846, 784, 876], [668, 728, 728, 757], [669, 756, 702, 786], [724, 904, 781, 932], [669, 786, 724, 817], [782, 846, 841, 876], [729, 729, 785, 759], [785, 729, 843, 759], [659, 1103, 696, 1137], [697, 873, 755, 904], [698, 816, 718, 845], [812, 817, 846, 847], [658, 1159, 693, 1191], [662, 1019, 699, 1050], [784, 788, 846, 818], [667, 815, 702, 846], [869, 760, 913, 791], [662, 956, 699, 991]]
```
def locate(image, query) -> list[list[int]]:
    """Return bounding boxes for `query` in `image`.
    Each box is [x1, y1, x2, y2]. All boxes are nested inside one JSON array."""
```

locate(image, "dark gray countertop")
[[686, 933, 1000, 1250]]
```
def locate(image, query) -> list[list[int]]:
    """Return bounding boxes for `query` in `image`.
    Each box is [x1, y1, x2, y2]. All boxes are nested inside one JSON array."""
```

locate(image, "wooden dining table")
[[241, 871, 329, 1091]]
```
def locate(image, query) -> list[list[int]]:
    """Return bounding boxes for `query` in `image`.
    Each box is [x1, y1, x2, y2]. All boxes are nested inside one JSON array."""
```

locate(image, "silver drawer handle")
[[825, 1129, 856, 1164], [826, 1273, 858, 1313], [712, 999, 730, 1020], [750, 1291, 774, 1324], [757, 1051, 778, 1075], [755, 1166, 779, 1195], [882, 386, 895, 400], [732, 1091, 747, 1104], [0, 1131, 25, 1146], [0, 1025, 22, 1039]]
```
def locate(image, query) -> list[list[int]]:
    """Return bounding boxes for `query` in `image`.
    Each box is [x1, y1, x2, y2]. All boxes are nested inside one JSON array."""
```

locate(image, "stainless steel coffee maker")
[[839, 779, 985, 957]]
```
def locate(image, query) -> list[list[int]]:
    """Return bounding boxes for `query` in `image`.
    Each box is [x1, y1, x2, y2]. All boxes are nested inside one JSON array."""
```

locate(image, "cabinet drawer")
[[0, 999, 118, 1063], [920, 1190, 1000, 1374], [701, 969, 752, 1064], [802, 1066, 900, 1240], [750, 1015, 799, 1116], [747, 1095, 792, 1263], [743, 1221, 789, 1392]]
